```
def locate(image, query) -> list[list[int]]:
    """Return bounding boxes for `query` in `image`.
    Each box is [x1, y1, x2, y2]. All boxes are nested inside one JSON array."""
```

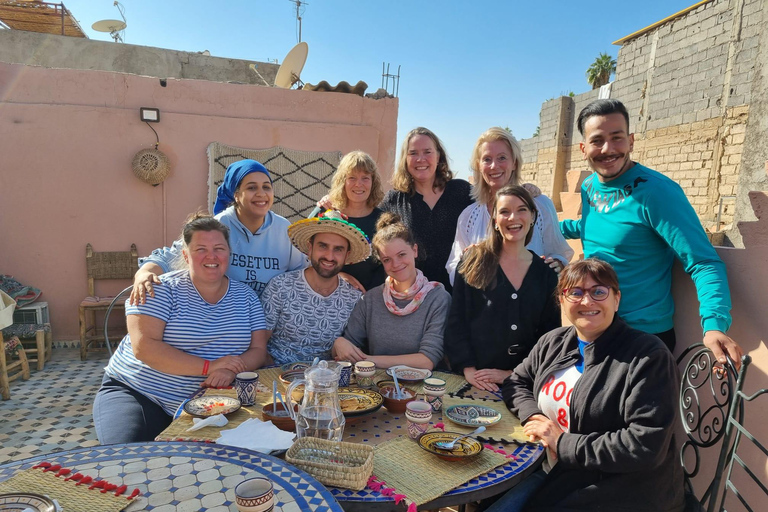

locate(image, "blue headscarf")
[[213, 159, 272, 215]]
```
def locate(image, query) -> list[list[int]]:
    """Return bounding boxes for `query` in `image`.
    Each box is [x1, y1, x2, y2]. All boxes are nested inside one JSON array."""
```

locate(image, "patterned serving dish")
[[280, 361, 314, 372], [444, 404, 502, 427], [183, 396, 241, 418], [0, 492, 57, 512], [338, 387, 383, 417], [385, 365, 432, 383], [417, 431, 484, 461]]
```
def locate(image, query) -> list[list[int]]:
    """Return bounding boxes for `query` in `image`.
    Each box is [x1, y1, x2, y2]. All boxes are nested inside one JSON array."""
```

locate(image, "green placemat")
[[372, 436, 510, 507]]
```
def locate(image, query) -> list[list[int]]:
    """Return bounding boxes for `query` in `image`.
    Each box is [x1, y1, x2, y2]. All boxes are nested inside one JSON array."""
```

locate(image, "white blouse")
[[445, 195, 574, 285]]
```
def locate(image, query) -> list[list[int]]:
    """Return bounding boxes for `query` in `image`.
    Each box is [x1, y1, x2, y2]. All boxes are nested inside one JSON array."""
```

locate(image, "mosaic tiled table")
[[161, 372, 545, 511], [0, 442, 343, 512]]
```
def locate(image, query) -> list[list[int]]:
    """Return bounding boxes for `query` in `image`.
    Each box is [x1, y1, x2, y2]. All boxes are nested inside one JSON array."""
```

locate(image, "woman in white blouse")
[[446, 127, 572, 285]]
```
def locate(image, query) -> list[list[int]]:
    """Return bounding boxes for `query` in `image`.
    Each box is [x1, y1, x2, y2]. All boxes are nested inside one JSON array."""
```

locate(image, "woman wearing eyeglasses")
[[488, 258, 683, 512]]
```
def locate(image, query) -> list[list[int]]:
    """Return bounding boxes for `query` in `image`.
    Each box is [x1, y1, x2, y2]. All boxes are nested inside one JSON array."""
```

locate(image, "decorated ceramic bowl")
[[261, 402, 298, 432], [418, 431, 484, 461]]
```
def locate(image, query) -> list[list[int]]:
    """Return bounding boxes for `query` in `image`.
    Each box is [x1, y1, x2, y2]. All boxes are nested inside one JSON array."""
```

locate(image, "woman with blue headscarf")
[[131, 160, 308, 303]]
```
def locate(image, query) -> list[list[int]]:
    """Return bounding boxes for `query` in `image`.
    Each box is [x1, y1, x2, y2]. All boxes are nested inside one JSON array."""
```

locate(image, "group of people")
[[92, 98, 742, 512]]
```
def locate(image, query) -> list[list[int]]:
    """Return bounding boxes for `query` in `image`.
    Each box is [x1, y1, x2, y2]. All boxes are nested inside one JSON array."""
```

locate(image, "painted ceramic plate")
[[386, 365, 432, 383], [183, 396, 241, 418], [445, 404, 502, 427], [0, 493, 57, 512], [338, 387, 383, 417], [418, 431, 484, 461], [280, 361, 313, 372], [278, 369, 306, 385]]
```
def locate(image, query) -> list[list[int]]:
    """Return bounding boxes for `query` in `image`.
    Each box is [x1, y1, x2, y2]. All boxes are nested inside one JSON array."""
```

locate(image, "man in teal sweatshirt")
[[560, 99, 742, 365]]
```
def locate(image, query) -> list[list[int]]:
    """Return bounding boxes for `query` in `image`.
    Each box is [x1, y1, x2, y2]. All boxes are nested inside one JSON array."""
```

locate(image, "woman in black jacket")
[[489, 258, 684, 512]]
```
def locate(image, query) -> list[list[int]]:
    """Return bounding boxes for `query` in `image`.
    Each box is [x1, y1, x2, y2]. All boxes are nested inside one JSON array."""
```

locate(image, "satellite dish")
[[274, 42, 309, 89], [92, 19, 126, 43], [92, 19, 126, 32]]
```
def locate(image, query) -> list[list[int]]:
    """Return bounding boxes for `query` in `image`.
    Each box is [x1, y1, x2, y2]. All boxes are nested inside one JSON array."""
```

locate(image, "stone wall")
[[521, 0, 766, 243]]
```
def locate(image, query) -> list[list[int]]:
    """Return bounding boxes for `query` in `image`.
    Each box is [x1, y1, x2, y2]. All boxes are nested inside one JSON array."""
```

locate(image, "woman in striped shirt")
[[93, 213, 269, 444]]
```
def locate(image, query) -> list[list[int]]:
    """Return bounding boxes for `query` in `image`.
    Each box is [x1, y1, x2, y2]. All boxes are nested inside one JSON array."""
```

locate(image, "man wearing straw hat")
[[262, 210, 370, 365]]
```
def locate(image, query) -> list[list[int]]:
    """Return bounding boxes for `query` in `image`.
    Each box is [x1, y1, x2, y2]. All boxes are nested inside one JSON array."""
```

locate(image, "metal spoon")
[[435, 426, 486, 450]]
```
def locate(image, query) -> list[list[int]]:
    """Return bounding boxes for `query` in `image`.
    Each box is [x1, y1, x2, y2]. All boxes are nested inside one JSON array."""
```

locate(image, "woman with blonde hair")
[[445, 185, 560, 392], [446, 127, 572, 285], [333, 212, 451, 370], [380, 127, 473, 292], [310, 150, 386, 289]]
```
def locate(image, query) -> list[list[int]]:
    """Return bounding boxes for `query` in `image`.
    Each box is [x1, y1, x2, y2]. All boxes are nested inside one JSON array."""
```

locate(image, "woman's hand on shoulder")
[[473, 368, 512, 385], [202, 369, 236, 388], [130, 267, 163, 305], [317, 195, 334, 210], [210, 355, 247, 375], [333, 337, 367, 364], [339, 272, 366, 293], [522, 183, 542, 198], [463, 367, 500, 392], [542, 255, 564, 274]]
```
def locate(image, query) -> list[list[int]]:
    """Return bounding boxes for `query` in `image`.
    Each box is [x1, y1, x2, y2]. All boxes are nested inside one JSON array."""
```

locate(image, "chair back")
[[85, 243, 138, 296], [678, 344, 767, 512]]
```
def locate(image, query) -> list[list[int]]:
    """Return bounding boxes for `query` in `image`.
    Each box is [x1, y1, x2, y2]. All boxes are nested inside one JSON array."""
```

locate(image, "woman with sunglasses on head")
[[444, 185, 560, 392], [446, 127, 572, 286], [131, 160, 308, 304], [487, 258, 684, 512]]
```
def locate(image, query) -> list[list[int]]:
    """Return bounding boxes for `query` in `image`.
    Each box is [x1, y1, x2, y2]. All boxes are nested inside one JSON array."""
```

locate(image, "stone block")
[[738, 192, 768, 248]]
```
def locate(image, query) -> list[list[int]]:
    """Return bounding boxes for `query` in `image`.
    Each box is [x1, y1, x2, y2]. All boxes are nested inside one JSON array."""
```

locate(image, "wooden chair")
[[3, 323, 51, 371], [79, 243, 137, 360], [678, 344, 768, 511], [0, 333, 30, 400]]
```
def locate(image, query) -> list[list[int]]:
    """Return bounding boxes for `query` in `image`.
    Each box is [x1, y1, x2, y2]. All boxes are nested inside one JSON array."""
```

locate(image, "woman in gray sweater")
[[332, 213, 451, 370]]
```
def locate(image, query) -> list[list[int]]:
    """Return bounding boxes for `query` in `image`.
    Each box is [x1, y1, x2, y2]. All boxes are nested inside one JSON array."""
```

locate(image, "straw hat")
[[288, 210, 371, 264]]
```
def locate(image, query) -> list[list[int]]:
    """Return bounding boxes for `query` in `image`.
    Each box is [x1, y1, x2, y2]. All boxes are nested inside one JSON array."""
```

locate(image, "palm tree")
[[586, 53, 616, 89]]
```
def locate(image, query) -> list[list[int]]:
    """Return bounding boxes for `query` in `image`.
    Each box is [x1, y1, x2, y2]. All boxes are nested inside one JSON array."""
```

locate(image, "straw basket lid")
[[288, 210, 371, 264], [132, 148, 170, 185]]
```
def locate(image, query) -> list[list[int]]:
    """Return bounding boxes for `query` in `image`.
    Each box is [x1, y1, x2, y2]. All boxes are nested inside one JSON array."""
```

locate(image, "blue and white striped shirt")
[[105, 270, 265, 415]]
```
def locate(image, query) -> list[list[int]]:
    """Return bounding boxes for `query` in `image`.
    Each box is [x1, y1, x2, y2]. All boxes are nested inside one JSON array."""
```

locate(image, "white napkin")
[[187, 413, 229, 432], [216, 417, 296, 453]]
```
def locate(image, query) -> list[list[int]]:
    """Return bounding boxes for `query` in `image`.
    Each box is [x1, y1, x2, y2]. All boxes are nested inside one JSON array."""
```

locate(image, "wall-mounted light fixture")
[[140, 107, 160, 123]]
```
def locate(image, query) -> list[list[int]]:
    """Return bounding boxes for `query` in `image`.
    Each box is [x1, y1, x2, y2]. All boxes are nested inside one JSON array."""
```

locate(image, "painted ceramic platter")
[[280, 361, 313, 372], [418, 431, 484, 461], [278, 369, 306, 386], [183, 396, 241, 418], [385, 365, 432, 383], [444, 404, 502, 427], [338, 387, 383, 417], [0, 493, 57, 512]]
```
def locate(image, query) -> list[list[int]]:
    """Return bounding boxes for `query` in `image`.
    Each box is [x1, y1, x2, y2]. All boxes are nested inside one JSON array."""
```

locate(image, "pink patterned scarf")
[[383, 269, 441, 316]]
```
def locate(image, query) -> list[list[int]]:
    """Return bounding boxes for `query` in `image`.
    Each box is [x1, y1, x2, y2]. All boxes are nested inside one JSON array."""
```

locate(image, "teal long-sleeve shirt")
[[560, 163, 731, 335]]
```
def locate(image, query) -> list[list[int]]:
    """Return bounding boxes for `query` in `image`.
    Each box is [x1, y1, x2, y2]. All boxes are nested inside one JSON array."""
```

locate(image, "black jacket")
[[502, 317, 685, 512]]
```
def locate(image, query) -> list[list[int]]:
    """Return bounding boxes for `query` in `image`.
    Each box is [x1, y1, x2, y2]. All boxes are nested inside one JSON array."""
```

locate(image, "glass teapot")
[[286, 360, 345, 442]]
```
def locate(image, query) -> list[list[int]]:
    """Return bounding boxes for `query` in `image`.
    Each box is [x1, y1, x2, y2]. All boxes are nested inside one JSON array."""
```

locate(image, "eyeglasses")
[[562, 285, 611, 303]]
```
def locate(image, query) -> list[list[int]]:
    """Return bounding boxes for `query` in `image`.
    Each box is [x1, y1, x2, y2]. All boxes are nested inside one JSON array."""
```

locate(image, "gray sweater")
[[343, 284, 451, 367]]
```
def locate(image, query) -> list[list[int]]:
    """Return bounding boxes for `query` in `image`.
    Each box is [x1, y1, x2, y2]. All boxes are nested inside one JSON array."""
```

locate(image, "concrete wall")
[[521, 0, 766, 241], [0, 29, 280, 86], [0, 61, 398, 340]]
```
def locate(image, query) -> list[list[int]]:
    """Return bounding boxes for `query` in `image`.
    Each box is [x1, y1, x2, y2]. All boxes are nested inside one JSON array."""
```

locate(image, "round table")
[[0, 442, 343, 512]]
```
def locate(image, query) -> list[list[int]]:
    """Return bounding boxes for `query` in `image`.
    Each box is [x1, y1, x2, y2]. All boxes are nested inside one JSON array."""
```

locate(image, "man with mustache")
[[560, 99, 742, 365], [261, 211, 370, 365]]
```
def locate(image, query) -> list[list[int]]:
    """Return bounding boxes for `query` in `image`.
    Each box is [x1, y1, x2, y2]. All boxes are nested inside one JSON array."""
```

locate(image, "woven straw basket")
[[132, 148, 170, 185], [285, 437, 373, 490]]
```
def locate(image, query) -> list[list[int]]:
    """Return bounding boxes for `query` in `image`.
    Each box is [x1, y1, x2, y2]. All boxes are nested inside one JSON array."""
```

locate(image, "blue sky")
[[65, 0, 697, 179]]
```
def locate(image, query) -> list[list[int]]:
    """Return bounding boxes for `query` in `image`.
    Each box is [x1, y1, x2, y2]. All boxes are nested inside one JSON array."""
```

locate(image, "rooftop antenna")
[[382, 63, 401, 97], [92, 1, 127, 43], [274, 42, 309, 88], [288, 0, 307, 43]]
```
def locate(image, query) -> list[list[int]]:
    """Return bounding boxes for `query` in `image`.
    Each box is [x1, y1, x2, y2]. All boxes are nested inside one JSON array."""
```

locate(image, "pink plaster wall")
[[0, 61, 398, 340]]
